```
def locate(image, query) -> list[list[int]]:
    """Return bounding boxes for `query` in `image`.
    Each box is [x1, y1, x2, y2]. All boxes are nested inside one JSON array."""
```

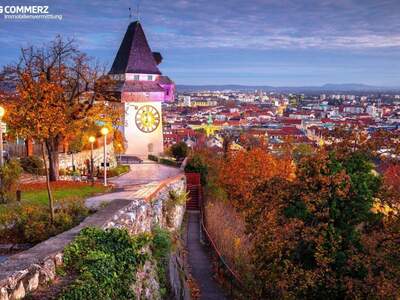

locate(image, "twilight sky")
[[0, 0, 399, 86]]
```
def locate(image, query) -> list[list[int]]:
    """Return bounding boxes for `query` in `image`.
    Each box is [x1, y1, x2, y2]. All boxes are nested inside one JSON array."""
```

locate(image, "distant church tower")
[[109, 21, 175, 158]]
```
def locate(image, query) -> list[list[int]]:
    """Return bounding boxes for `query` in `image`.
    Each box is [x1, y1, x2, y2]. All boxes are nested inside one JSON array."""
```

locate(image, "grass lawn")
[[0, 182, 111, 215]]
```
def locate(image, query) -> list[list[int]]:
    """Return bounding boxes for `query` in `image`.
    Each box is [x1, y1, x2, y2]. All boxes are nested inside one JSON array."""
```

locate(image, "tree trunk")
[[41, 142, 54, 222], [45, 136, 61, 181]]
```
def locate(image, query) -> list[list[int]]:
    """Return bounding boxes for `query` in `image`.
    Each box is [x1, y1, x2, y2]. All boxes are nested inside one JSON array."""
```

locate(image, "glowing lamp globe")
[[88, 136, 96, 143], [0, 106, 5, 118], [101, 127, 109, 136]]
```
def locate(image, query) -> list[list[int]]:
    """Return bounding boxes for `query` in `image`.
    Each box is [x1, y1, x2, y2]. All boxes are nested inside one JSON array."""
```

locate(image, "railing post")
[[16, 190, 21, 202], [230, 274, 233, 298]]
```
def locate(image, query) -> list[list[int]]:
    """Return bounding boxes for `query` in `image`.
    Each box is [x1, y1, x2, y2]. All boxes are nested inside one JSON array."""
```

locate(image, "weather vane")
[[136, 0, 141, 21], [128, 1, 141, 21]]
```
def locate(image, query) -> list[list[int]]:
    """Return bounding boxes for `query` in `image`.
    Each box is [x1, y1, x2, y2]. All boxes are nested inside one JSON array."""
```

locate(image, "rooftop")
[[109, 21, 161, 75]]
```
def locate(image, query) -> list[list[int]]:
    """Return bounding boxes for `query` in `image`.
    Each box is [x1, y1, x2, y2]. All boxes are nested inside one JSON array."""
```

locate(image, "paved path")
[[109, 162, 181, 187], [85, 163, 182, 209], [187, 211, 228, 300]]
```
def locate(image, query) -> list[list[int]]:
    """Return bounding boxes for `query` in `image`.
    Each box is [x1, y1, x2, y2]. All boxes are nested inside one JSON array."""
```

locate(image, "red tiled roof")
[[267, 127, 304, 136], [280, 118, 302, 125]]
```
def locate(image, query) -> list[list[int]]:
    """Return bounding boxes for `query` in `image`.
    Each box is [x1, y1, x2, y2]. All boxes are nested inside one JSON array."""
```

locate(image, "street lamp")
[[88, 136, 96, 181], [0, 106, 5, 167], [100, 127, 109, 186]]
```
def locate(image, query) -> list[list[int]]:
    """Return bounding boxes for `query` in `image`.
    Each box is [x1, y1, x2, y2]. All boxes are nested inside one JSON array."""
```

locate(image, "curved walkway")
[[85, 163, 182, 209], [187, 211, 227, 300]]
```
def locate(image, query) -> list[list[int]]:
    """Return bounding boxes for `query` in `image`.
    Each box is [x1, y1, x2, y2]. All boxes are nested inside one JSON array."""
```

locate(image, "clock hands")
[[135, 105, 160, 133]]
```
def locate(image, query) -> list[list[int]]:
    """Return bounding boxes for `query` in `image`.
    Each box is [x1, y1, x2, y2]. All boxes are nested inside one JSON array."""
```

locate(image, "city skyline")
[[0, 0, 399, 86]]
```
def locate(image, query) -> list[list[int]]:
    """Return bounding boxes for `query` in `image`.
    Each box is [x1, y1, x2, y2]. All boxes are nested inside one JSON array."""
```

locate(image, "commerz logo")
[[0, 5, 63, 21], [0, 6, 49, 14]]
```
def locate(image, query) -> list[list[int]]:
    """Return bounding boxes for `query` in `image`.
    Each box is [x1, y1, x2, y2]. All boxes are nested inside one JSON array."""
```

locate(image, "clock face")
[[135, 105, 161, 133]]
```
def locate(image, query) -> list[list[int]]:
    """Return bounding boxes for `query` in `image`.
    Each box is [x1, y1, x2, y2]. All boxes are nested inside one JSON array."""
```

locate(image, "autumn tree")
[[238, 132, 266, 151], [248, 150, 400, 299], [324, 126, 400, 161], [218, 147, 295, 211], [384, 163, 400, 194], [2, 36, 121, 181], [292, 143, 314, 163], [3, 72, 66, 219]]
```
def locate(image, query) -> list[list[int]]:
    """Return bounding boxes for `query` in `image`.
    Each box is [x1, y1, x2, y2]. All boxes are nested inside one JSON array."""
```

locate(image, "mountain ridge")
[[177, 83, 400, 93]]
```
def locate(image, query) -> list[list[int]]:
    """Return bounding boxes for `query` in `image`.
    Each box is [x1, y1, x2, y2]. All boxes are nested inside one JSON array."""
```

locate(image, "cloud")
[[150, 31, 400, 50], [142, 0, 400, 50], [1, 0, 399, 51]]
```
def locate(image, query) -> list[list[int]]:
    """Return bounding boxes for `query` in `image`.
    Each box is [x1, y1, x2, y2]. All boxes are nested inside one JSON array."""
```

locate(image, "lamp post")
[[0, 106, 5, 167], [88, 136, 96, 181], [100, 127, 109, 186]]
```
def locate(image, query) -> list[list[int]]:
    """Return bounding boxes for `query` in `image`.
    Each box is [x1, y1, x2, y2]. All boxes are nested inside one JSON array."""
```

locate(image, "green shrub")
[[98, 165, 130, 178], [159, 158, 179, 167], [20, 156, 44, 174], [148, 154, 159, 162], [170, 142, 189, 161], [185, 154, 208, 185], [0, 159, 23, 203], [151, 227, 172, 298], [164, 190, 188, 227], [0, 199, 89, 244], [59, 227, 151, 300], [109, 165, 130, 177]]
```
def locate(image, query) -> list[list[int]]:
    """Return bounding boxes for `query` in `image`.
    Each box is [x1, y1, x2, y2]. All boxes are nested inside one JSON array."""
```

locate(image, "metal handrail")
[[199, 201, 244, 288]]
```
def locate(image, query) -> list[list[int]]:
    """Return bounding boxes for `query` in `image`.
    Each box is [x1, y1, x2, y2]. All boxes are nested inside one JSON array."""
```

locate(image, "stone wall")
[[0, 174, 187, 300], [58, 142, 117, 170]]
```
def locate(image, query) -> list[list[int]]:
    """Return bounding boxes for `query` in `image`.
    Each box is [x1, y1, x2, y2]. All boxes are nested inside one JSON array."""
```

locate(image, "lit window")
[[134, 75, 140, 80], [148, 75, 153, 81]]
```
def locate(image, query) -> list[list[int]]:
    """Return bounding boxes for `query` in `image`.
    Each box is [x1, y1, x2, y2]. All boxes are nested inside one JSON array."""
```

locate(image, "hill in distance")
[[177, 83, 400, 93]]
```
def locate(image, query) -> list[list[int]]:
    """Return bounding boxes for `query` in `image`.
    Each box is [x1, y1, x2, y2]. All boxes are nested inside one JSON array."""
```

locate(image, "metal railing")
[[199, 197, 246, 298]]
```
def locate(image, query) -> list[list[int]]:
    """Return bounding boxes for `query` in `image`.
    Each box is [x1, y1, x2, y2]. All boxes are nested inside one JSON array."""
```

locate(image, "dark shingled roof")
[[156, 75, 174, 84], [109, 21, 161, 75], [152, 52, 163, 65]]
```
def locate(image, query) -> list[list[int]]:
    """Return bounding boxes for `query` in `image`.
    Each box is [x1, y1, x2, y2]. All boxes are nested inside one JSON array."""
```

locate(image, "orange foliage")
[[8, 72, 66, 140], [201, 146, 400, 298], [204, 200, 251, 279], [218, 148, 295, 210], [384, 163, 400, 194]]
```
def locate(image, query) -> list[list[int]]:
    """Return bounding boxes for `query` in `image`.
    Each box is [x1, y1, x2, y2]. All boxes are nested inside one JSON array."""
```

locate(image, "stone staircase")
[[185, 173, 202, 211], [186, 184, 201, 211]]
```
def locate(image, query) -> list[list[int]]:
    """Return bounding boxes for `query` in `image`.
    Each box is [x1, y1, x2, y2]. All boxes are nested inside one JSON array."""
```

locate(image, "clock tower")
[[109, 21, 175, 158]]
